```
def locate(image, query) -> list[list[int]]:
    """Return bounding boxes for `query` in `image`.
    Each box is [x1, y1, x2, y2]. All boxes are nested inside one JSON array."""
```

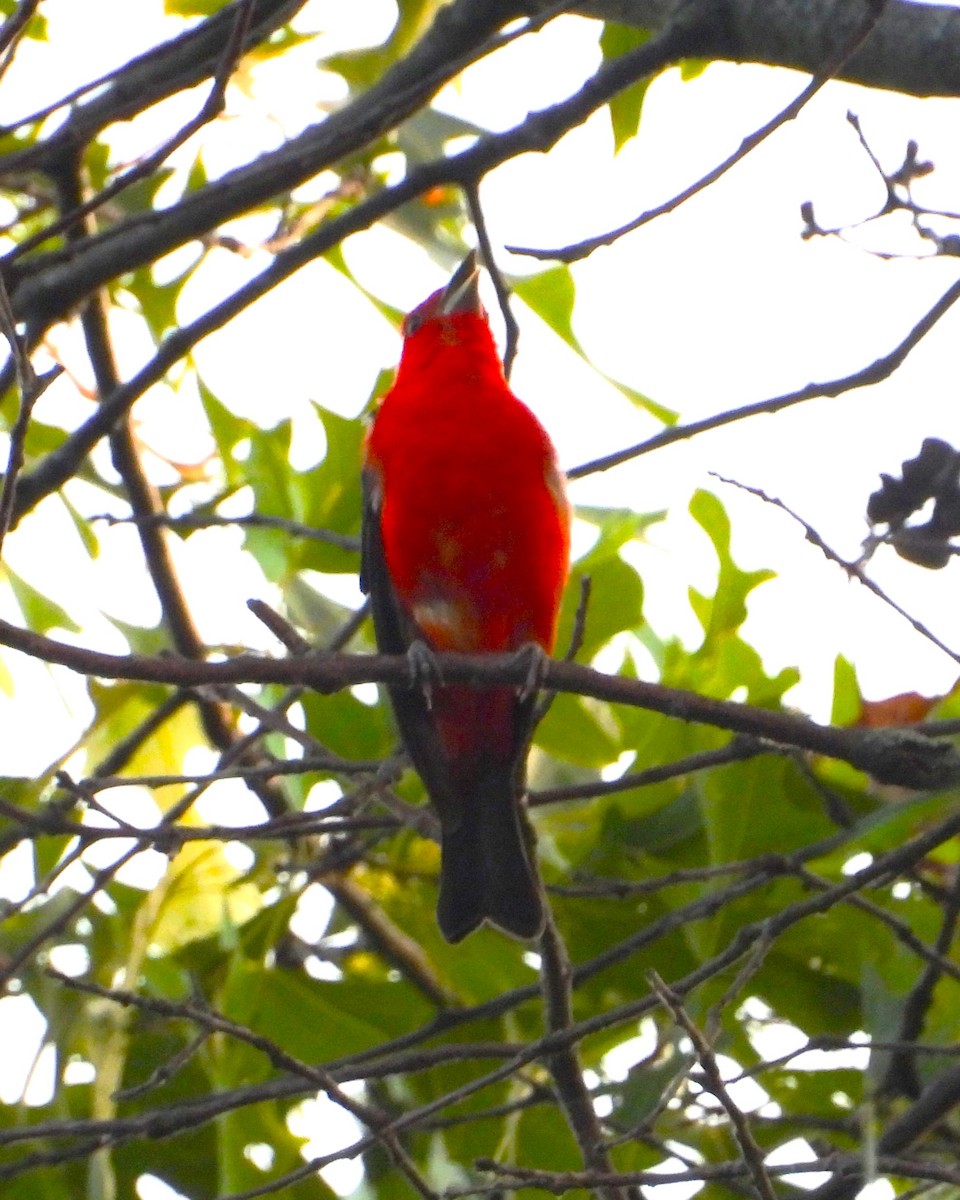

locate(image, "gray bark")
[[561, 0, 960, 96]]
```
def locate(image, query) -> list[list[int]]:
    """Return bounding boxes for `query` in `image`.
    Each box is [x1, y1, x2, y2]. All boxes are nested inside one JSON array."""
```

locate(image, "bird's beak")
[[438, 250, 482, 316]]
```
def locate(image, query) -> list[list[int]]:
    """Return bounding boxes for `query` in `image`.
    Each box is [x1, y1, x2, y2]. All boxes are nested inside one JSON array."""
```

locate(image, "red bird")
[[361, 253, 571, 942]]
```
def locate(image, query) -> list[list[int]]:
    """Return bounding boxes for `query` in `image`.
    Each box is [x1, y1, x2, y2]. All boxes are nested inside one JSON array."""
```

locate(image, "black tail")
[[436, 772, 544, 944]]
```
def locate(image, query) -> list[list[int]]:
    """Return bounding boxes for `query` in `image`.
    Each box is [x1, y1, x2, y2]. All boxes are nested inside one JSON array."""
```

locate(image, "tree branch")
[[0, 620, 957, 788], [568, 273, 960, 480], [558, 0, 960, 97]]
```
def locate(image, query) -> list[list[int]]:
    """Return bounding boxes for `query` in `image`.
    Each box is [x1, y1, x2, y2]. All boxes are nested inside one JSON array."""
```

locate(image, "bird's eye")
[[404, 312, 424, 336]]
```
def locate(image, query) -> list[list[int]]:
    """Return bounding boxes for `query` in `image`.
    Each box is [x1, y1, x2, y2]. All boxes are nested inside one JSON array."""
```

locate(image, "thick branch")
[[562, 0, 960, 96], [0, 620, 958, 789]]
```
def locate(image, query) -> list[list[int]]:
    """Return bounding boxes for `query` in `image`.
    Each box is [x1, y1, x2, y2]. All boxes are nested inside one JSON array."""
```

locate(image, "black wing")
[[360, 466, 460, 815]]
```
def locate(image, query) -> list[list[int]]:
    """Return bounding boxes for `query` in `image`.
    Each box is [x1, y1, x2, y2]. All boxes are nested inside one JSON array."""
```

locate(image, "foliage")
[[0, 4, 959, 1200]]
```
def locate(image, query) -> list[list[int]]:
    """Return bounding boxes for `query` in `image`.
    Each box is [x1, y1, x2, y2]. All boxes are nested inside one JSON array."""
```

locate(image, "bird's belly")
[[382, 461, 565, 653]]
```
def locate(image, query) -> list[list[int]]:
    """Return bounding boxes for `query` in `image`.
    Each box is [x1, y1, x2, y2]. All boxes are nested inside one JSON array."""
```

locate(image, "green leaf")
[[296, 405, 365, 574], [300, 688, 394, 761], [832, 654, 861, 726], [5, 565, 80, 634], [606, 785, 706, 856], [165, 0, 232, 14], [698, 753, 833, 871], [614, 1042, 694, 1125], [537, 691, 622, 767], [113, 167, 177, 218], [185, 149, 209, 196], [576, 504, 667, 549], [101, 615, 170, 657], [282, 574, 361, 644], [123, 263, 192, 341], [23, 419, 68, 460], [689, 489, 774, 642], [561, 556, 645, 662], [0, 0, 45, 37], [325, 0, 448, 89], [241, 421, 298, 581], [58, 491, 99, 559], [81, 679, 202, 790], [395, 106, 487, 165], [605, 375, 678, 425], [513, 265, 576, 346], [514, 267, 676, 423], [600, 23, 653, 151], [199, 376, 259, 489], [221, 961, 435, 1064], [680, 56, 708, 81], [325, 243, 405, 329], [247, 25, 315, 64], [554, 504, 656, 660]]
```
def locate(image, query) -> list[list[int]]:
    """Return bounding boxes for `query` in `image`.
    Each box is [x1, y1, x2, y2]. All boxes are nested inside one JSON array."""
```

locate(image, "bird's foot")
[[406, 639, 443, 709], [513, 642, 550, 703]]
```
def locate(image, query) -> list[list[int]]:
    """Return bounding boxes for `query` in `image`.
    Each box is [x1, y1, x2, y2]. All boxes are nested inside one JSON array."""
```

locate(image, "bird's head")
[[402, 251, 484, 338]]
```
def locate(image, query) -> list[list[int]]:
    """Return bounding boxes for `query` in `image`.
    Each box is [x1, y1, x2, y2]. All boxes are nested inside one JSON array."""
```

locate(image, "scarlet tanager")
[[361, 253, 571, 942]]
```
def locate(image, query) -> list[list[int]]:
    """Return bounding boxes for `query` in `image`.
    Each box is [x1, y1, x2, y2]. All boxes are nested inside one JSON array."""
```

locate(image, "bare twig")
[[10, 807, 960, 1188], [648, 970, 778, 1200], [567, 274, 960, 481], [94, 510, 361, 551], [112, 1029, 211, 1102], [564, 574, 592, 663], [510, 0, 889, 263], [883, 867, 960, 1097], [247, 597, 312, 654], [712, 472, 960, 667], [465, 184, 521, 377], [530, 735, 774, 807]]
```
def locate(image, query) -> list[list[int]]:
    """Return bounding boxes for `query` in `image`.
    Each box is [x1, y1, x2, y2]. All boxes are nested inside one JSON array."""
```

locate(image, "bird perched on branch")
[[361, 252, 570, 942]]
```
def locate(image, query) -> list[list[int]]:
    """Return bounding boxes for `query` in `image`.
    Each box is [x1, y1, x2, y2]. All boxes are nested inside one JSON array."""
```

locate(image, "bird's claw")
[[513, 642, 549, 704], [407, 639, 443, 710]]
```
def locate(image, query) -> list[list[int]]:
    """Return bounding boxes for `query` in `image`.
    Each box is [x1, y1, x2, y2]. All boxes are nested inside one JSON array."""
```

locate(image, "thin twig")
[[465, 184, 521, 378], [712, 472, 960, 667], [46, 968, 442, 1200], [11, 810, 960, 1184], [510, 0, 889, 263], [530, 734, 774, 807], [94, 510, 361, 551], [564, 574, 592, 663], [567, 274, 960, 481], [883, 867, 960, 1096], [113, 1030, 211, 1101], [648, 970, 778, 1200]]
